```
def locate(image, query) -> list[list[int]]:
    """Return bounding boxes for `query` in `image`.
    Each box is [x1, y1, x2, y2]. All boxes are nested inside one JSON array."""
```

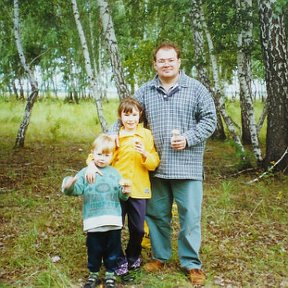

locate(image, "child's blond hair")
[[91, 134, 116, 154]]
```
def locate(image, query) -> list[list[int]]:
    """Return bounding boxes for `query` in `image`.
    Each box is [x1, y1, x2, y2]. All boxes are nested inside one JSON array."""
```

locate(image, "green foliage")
[[227, 139, 255, 169], [112, 0, 195, 86], [49, 118, 63, 141], [218, 181, 233, 208], [274, 0, 288, 14], [0, 0, 270, 98], [34, 263, 74, 288]]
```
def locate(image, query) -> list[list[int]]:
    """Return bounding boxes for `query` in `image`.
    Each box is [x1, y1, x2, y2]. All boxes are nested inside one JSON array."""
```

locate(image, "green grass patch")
[[0, 97, 119, 144], [0, 98, 287, 287]]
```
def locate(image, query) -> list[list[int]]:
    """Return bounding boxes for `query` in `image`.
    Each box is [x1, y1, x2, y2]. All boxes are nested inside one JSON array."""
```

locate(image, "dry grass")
[[0, 98, 287, 287]]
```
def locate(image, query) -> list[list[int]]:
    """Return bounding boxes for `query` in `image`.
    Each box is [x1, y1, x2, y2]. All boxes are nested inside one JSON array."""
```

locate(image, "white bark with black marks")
[[192, 0, 244, 153], [190, 0, 226, 139], [97, 0, 130, 99], [236, 0, 262, 162], [258, 0, 288, 172], [13, 0, 38, 148], [71, 0, 108, 132]]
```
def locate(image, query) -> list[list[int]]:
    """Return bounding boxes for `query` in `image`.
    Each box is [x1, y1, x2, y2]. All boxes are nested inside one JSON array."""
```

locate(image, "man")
[[135, 42, 217, 285]]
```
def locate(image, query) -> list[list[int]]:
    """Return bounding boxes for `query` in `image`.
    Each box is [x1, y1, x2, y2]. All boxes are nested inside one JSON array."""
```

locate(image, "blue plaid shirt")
[[134, 71, 217, 180]]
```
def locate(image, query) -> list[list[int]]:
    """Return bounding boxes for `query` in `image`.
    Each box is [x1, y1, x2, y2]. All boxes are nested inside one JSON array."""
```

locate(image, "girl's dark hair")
[[118, 97, 143, 123]]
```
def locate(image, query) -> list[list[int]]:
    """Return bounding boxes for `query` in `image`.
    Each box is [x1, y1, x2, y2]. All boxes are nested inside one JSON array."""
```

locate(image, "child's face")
[[93, 148, 113, 168], [121, 107, 140, 131]]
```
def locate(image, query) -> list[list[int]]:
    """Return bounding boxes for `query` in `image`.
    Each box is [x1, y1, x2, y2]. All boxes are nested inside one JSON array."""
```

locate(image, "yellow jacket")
[[86, 125, 160, 199], [112, 125, 160, 199]]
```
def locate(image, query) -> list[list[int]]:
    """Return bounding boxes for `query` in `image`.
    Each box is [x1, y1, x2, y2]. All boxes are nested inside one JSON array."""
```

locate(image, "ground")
[[0, 139, 287, 287]]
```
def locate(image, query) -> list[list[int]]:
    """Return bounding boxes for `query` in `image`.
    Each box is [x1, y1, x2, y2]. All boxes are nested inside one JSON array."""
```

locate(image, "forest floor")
[[0, 138, 287, 288]]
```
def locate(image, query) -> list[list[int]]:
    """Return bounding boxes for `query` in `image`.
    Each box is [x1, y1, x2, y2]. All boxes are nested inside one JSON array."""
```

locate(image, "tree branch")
[[246, 147, 288, 184], [28, 48, 52, 66]]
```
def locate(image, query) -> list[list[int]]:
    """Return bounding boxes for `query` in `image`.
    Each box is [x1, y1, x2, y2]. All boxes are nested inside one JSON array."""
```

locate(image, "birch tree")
[[190, 0, 226, 140], [71, 0, 108, 132], [96, 0, 130, 99], [88, 7, 106, 100], [192, 0, 245, 153], [258, 0, 288, 172], [13, 0, 39, 148], [236, 0, 262, 162]]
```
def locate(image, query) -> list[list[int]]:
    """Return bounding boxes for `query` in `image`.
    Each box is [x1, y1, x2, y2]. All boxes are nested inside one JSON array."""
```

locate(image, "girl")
[[112, 97, 160, 279], [86, 97, 160, 282]]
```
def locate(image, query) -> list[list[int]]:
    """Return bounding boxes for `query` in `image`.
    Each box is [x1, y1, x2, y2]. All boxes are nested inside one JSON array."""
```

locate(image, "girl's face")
[[93, 148, 113, 168], [121, 107, 141, 131]]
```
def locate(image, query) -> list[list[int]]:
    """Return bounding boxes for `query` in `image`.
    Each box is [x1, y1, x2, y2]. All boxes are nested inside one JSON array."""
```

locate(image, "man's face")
[[154, 48, 181, 81]]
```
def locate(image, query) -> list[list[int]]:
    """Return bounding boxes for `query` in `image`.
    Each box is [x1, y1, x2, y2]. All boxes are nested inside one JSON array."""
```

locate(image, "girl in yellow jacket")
[[113, 97, 160, 279], [86, 97, 159, 282]]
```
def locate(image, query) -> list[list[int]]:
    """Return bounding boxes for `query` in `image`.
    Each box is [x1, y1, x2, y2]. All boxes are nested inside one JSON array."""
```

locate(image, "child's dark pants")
[[86, 229, 122, 273], [121, 198, 146, 265]]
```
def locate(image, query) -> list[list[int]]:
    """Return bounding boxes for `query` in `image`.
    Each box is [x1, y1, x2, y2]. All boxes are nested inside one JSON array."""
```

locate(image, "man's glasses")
[[156, 58, 178, 66]]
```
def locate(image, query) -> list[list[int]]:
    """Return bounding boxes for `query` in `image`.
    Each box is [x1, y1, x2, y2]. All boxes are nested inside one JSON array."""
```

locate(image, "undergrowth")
[[0, 98, 287, 287]]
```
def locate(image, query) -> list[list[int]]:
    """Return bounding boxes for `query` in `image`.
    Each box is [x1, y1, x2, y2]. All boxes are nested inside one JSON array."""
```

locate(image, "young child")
[[86, 97, 160, 281], [62, 134, 130, 288]]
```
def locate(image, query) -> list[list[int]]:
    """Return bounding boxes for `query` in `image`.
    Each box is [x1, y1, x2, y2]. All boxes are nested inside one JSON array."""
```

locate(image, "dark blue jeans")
[[121, 198, 146, 265], [86, 229, 122, 273]]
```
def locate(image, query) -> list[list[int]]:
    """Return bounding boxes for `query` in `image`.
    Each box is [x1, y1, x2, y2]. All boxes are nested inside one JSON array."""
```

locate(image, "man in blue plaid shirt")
[[138, 42, 217, 286], [87, 42, 217, 285]]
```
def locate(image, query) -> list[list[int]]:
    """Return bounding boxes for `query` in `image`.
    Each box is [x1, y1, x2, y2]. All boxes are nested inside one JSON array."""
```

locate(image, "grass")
[[0, 98, 287, 287], [0, 97, 119, 145]]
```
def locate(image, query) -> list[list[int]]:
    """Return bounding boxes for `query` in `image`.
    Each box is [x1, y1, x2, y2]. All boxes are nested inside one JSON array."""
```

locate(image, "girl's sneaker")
[[128, 258, 141, 271]]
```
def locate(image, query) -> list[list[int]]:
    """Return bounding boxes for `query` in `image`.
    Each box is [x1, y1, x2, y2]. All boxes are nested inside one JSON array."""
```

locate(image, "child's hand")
[[63, 176, 77, 190], [119, 179, 132, 194], [122, 185, 131, 194], [110, 133, 120, 148], [134, 139, 147, 159]]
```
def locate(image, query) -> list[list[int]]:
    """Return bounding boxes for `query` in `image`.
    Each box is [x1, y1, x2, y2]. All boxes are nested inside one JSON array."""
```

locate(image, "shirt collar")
[[150, 70, 189, 89], [119, 124, 145, 139]]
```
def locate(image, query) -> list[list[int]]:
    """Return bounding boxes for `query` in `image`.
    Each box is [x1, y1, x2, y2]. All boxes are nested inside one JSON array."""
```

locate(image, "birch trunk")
[[97, 0, 130, 99], [13, 0, 38, 148], [88, 9, 105, 100], [194, 0, 244, 153], [258, 0, 288, 172], [236, 0, 252, 144], [71, 0, 108, 132], [236, 0, 262, 162], [256, 103, 267, 135], [12, 80, 19, 99], [190, 0, 225, 140]]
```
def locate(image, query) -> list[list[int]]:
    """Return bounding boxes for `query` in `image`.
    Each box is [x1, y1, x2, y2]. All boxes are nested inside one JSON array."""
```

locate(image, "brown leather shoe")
[[188, 269, 205, 286], [143, 259, 164, 272]]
